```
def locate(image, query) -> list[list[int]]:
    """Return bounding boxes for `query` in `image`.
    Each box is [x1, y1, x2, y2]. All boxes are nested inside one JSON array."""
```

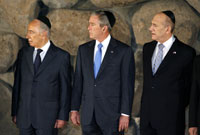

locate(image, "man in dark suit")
[[11, 16, 71, 135], [70, 11, 135, 135], [189, 56, 200, 135], [140, 10, 196, 135]]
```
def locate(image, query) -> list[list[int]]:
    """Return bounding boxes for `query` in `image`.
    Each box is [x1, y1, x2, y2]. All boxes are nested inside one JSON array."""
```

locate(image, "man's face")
[[88, 15, 104, 40], [26, 20, 43, 48], [149, 14, 168, 43]]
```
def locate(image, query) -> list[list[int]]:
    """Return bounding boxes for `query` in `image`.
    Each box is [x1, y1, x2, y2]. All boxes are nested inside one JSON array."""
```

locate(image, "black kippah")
[[104, 11, 116, 28], [162, 10, 175, 24], [37, 16, 51, 29]]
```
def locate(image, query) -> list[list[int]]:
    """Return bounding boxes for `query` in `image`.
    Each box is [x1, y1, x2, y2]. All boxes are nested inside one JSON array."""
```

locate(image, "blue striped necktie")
[[152, 44, 164, 75], [94, 43, 103, 78]]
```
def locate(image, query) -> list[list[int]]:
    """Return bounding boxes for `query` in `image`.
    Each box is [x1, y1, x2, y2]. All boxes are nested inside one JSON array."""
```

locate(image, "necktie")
[[152, 44, 164, 75], [34, 49, 43, 74], [94, 43, 103, 78]]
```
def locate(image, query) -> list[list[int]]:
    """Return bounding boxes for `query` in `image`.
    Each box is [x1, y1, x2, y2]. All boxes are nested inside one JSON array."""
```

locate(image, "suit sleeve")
[[11, 49, 22, 116], [57, 52, 72, 121], [120, 47, 135, 115], [189, 56, 199, 127], [71, 47, 83, 111]]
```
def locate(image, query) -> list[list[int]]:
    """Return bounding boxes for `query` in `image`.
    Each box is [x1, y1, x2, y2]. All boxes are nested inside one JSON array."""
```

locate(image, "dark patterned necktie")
[[34, 49, 43, 74]]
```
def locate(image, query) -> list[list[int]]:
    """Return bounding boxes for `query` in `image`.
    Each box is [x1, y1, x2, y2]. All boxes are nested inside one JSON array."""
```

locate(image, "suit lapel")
[[35, 42, 57, 76], [87, 41, 95, 79], [25, 47, 34, 75], [96, 38, 117, 78], [155, 39, 178, 75]]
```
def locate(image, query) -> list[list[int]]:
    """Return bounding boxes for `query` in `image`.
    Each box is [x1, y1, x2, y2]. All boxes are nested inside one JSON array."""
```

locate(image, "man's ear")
[[102, 25, 108, 32], [42, 31, 48, 37], [166, 25, 172, 34]]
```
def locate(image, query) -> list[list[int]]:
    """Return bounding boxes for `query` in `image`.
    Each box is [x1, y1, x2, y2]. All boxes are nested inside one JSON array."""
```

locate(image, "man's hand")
[[54, 120, 66, 128], [118, 115, 129, 132], [12, 116, 16, 124], [70, 111, 80, 126], [189, 127, 198, 135]]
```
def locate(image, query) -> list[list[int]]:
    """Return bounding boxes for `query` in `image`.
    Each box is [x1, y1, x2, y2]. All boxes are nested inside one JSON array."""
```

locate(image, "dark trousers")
[[140, 121, 184, 135], [19, 124, 58, 135], [82, 112, 124, 135]]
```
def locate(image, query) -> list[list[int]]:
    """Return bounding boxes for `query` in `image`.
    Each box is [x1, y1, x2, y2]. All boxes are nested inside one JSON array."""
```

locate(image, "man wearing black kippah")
[[140, 10, 196, 135], [70, 11, 135, 135], [11, 16, 71, 135]]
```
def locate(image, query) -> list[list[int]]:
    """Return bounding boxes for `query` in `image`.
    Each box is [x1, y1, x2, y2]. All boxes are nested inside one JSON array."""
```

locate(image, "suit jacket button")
[[94, 84, 96, 87], [152, 86, 154, 89]]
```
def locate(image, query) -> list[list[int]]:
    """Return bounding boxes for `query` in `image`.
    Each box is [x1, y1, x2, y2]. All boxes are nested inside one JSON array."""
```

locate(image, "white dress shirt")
[[152, 35, 176, 66], [33, 40, 51, 62], [94, 34, 111, 62]]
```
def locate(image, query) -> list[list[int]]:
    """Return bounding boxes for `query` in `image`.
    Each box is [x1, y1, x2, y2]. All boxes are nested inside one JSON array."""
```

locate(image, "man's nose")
[[149, 26, 152, 31]]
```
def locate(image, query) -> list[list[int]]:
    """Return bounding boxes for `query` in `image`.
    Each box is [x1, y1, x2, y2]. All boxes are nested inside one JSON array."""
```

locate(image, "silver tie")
[[152, 44, 165, 75]]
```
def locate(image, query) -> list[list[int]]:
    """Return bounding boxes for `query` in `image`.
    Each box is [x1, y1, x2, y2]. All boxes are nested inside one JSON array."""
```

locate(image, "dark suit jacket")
[[11, 42, 71, 129], [71, 37, 135, 126], [141, 37, 196, 130], [189, 55, 200, 128]]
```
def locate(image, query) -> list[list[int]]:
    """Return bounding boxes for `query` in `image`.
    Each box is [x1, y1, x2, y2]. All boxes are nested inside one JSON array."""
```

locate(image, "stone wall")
[[0, 0, 200, 135]]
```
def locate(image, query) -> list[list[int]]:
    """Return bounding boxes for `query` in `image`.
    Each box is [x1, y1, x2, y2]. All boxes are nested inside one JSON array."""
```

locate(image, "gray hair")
[[91, 11, 112, 32], [165, 16, 175, 33], [39, 21, 50, 38]]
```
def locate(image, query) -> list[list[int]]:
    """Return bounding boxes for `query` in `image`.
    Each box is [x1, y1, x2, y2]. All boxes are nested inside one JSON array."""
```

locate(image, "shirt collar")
[[34, 40, 51, 52], [157, 35, 175, 48], [96, 34, 111, 48]]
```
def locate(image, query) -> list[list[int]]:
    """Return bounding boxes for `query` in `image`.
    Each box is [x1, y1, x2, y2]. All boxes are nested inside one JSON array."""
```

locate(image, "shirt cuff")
[[71, 110, 78, 112], [121, 113, 129, 117]]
